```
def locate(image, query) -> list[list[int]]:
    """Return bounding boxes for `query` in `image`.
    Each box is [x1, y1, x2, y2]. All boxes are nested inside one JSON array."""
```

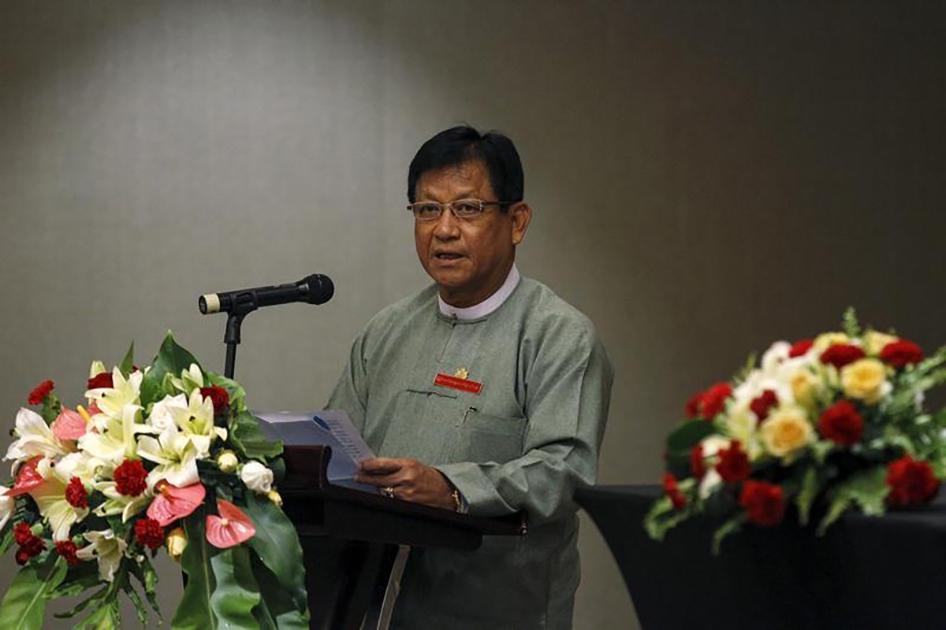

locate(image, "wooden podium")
[[279, 445, 522, 630]]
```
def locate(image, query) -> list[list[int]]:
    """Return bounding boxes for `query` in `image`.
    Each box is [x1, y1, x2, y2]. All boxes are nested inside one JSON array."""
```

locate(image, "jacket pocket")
[[453, 408, 526, 464]]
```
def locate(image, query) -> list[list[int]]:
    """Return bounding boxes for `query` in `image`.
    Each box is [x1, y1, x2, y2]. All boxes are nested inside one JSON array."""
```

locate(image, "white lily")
[[31, 458, 89, 541], [85, 368, 143, 420], [76, 529, 127, 582], [0, 487, 12, 531], [4, 407, 68, 472], [173, 390, 226, 458], [169, 364, 204, 395], [94, 481, 152, 522], [55, 451, 104, 485], [137, 427, 200, 488], [79, 404, 156, 465]]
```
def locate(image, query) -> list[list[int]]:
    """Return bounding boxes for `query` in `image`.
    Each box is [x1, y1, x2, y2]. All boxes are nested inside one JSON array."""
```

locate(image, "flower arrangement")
[[0, 334, 309, 628], [645, 310, 946, 552]]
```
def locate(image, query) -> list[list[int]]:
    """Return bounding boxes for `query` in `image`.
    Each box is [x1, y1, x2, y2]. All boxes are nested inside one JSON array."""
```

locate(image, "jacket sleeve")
[[435, 327, 613, 524], [326, 330, 369, 433]]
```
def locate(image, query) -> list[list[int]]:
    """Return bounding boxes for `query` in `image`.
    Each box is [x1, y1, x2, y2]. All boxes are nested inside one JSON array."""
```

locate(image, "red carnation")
[[716, 440, 751, 483], [820, 344, 866, 369], [739, 480, 786, 526], [13, 522, 33, 545], [27, 379, 55, 405], [818, 400, 864, 446], [700, 383, 733, 418], [684, 392, 702, 419], [134, 517, 165, 550], [662, 472, 687, 509], [200, 386, 230, 413], [879, 340, 924, 369], [886, 455, 939, 507], [750, 390, 779, 423], [55, 540, 81, 566], [16, 531, 46, 565], [87, 372, 114, 390], [114, 459, 148, 497], [66, 476, 89, 508], [788, 339, 814, 358], [690, 444, 706, 479]]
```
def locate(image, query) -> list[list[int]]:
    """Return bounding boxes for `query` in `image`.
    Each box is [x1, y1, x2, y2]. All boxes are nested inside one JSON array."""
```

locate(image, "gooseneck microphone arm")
[[198, 274, 334, 378]]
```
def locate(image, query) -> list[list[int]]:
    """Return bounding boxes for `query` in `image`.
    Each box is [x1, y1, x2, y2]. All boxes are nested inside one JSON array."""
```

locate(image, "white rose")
[[240, 461, 274, 494]]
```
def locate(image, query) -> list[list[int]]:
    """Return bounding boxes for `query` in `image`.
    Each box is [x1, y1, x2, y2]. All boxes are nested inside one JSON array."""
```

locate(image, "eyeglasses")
[[406, 199, 515, 222]]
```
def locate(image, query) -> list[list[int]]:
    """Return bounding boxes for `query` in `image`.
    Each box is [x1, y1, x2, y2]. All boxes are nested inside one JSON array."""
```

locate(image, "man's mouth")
[[434, 252, 464, 261]]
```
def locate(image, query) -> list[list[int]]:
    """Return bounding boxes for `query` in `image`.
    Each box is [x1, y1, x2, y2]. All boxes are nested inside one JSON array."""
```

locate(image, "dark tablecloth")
[[577, 485, 946, 630]]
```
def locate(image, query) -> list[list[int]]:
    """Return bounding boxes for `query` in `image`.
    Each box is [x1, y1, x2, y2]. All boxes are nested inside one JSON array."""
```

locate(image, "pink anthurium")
[[205, 499, 255, 549], [51, 407, 88, 441], [8, 456, 45, 497], [146, 480, 205, 527]]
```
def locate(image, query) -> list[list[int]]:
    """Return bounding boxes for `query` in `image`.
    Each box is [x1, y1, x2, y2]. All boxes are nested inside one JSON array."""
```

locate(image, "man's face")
[[414, 160, 531, 308]]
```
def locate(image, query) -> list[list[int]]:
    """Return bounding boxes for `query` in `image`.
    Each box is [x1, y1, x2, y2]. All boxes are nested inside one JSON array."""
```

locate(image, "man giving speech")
[[328, 125, 613, 629]]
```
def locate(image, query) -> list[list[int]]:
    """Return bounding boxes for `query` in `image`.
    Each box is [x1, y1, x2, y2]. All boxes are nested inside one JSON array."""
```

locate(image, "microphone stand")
[[221, 293, 259, 379]]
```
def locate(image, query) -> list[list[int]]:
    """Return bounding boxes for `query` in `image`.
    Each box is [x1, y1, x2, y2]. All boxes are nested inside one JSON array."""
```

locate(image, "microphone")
[[199, 274, 334, 315]]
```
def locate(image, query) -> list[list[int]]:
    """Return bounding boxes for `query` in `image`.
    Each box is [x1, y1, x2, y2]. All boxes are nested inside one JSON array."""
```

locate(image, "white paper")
[[254, 409, 377, 493]]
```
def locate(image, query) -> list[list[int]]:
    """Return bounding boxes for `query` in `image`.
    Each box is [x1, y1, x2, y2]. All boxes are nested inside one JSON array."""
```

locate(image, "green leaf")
[[40, 392, 63, 424], [0, 520, 13, 556], [643, 495, 692, 542], [53, 586, 108, 619], [172, 514, 219, 630], [842, 307, 861, 338], [244, 492, 310, 626], [129, 556, 162, 617], [229, 411, 283, 460], [0, 554, 69, 630], [140, 333, 202, 407], [795, 467, 823, 526], [712, 514, 746, 555], [122, 580, 149, 626], [74, 599, 120, 630], [210, 545, 261, 628], [46, 561, 102, 600], [816, 467, 889, 535], [666, 420, 717, 454], [118, 342, 135, 378]]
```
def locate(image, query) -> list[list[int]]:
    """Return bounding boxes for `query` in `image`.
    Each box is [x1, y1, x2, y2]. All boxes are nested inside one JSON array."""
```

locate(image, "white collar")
[[438, 264, 521, 320]]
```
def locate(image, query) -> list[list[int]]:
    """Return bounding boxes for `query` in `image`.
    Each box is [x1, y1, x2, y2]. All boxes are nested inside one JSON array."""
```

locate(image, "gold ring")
[[382, 486, 395, 498]]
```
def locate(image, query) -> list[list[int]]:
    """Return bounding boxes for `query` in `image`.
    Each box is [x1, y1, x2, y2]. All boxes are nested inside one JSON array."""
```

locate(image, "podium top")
[[279, 445, 522, 541]]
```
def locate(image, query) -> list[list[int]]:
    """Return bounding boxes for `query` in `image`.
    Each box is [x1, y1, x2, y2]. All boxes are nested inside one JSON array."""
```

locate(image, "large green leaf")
[[0, 554, 68, 630], [209, 545, 261, 628], [206, 372, 247, 412], [0, 521, 13, 556], [128, 555, 162, 618], [244, 492, 309, 627], [172, 515, 218, 630], [229, 411, 283, 460], [74, 599, 120, 630], [666, 420, 717, 454], [141, 333, 202, 407], [118, 342, 135, 378]]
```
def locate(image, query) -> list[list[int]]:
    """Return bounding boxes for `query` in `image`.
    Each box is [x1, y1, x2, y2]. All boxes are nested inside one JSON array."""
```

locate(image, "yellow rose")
[[814, 332, 850, 351], [841, 358, 889, 404], [761, 406, 814, 460], [166, 527, 187, 562], [864, 331, 898, 356], [789, 370, 821, 408]]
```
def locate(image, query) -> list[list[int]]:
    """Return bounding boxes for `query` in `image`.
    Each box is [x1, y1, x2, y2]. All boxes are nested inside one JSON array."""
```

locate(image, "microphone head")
[[300, 274, 334, 305]]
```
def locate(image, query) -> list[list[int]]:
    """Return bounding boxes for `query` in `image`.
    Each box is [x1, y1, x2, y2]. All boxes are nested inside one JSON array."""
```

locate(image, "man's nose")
[[433, 206, 461, 239]]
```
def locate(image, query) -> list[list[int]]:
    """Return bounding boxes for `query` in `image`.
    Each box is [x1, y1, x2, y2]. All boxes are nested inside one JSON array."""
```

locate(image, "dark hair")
[[407, 126, 524, 208]]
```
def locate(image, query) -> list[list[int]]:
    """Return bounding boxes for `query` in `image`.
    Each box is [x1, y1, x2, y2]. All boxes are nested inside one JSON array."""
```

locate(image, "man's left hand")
[[355, 457, 455, 510]]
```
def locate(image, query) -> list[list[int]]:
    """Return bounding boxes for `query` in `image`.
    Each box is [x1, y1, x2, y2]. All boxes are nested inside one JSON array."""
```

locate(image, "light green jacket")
[[328, 276, 613, 629]]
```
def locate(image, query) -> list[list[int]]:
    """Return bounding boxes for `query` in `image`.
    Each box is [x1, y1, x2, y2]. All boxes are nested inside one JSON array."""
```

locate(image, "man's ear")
[[510, 203, 532, 246]]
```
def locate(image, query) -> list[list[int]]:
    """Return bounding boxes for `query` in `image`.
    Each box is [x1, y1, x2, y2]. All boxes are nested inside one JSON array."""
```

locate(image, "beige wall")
[[1, 2, 944, 628]]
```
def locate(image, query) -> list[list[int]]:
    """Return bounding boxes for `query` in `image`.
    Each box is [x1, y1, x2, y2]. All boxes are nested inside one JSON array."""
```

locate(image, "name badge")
[[434, 373, 483, 394]]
